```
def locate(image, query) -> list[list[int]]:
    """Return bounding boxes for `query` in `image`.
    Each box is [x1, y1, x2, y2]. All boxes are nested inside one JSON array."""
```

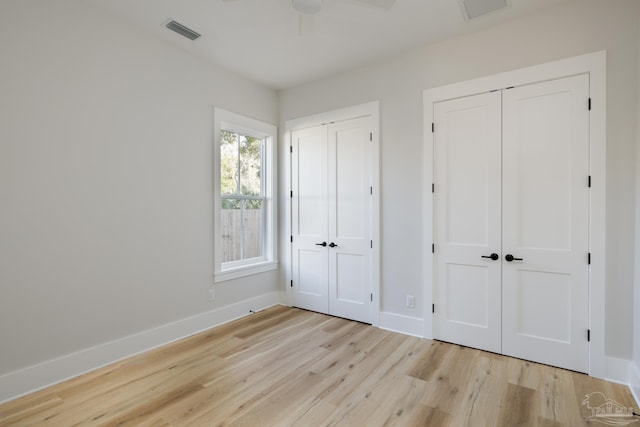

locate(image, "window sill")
[[214, 261, 279, 283]]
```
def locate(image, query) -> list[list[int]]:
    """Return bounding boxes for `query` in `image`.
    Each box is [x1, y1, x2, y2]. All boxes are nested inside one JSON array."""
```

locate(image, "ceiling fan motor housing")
[[292, 0, 323, 15]]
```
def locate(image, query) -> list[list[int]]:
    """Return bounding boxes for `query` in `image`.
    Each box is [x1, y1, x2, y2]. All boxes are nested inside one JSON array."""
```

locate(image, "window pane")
[[221, 198, 264, 263], [242, 199, 263, 259], [240, 135, 262, 196], [221, 198, 241, 263], [220, 130, 239, 196]]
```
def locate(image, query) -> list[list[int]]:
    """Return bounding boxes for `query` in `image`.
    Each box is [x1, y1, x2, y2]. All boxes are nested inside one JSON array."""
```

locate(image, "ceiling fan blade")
[[298, 14, 315, 36], [348, 0, 396, 10]]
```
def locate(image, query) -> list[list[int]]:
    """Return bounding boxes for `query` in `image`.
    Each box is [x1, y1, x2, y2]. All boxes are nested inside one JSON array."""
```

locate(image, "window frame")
[[214, 108, 277, 282]]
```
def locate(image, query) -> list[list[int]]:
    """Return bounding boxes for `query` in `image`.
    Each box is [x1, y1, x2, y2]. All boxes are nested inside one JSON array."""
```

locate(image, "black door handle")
[[315, 242, 327, 247], [505, 254, 523, 262], [481, 253, 499, 261], [329, 242, 338, 248]]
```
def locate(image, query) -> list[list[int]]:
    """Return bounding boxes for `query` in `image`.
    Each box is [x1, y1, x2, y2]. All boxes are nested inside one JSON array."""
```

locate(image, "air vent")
[[460, 0, 508, 20], [165, 20, 201, 40]]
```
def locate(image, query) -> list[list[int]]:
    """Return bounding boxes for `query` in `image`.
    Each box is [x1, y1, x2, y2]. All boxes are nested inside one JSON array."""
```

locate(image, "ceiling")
[[88, 0, 574, 90]]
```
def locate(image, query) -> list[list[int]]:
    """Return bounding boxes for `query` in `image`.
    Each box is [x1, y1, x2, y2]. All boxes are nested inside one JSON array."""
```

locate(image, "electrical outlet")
[[208, 289, 215, 302], [406, 295, 415, 308]]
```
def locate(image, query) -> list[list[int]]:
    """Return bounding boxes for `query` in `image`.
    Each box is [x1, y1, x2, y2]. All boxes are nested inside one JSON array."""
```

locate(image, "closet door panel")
[[433, 91, 502, 353], [328, 117, 372, 323], [291, 125, 329, 314], [501, 74, 590, 373]]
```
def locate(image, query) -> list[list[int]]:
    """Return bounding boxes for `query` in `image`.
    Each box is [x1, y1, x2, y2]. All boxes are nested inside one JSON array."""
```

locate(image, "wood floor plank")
[[0, 394, 64, 427], [379, 377, 435, 427], [496, 383, 537, 427], [314, 331, 405, 407], [407, 339, 455, 382], [225, 371, 327, 427], [288, 398, 338, 427], [0, 306, 637, 427], [447, 351, 507, 426], [313, 339, 424, 426], [403, 404, 451, 426], [175, 328, 332, 424]]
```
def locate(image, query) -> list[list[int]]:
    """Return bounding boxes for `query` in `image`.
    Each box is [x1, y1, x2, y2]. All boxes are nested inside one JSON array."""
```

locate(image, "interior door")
[[433, 91, 502, 353], [291, 117, 373, 323], [327, 117, 373, 323], [501, 75, 590, 372], [291, 125, 329, 314], [433, 74, 590, 373]]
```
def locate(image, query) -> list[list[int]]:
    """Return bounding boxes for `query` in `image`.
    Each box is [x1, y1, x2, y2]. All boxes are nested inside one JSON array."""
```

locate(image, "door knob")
[[315, 242, 327, 247], [505, 254, 523, 262], [329, 242, 338, 248], [481, 253, 500, 261]]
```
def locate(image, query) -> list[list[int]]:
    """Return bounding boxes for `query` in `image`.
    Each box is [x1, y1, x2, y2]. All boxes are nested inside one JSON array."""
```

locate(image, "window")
[[220, 130, 264, 263], [214, 108, 277, 282]]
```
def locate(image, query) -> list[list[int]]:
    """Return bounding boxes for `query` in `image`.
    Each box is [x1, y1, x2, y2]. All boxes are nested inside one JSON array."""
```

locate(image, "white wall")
[[0, 0, 278, 383], [279, 0, 640, 360]]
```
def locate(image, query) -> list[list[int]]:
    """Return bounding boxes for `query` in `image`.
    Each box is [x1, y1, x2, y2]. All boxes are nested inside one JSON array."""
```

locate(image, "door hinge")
[[370, 293, 373, 302], [432, 183, 435, 193], [432, 243, 435, 253], [290, 235, 293, 243], [290, 145, 293, 153], [588, 176, 591, 188], [370, 240, 373, 249], [588, 252, 591, 264], [370, 186, 373, 195], [290, 280, 293, 288], [432, 304, 435, 314], [431, 123, 435, 133], [587, 329, 591, 342], [370, 132, 373, 141], [588, 98, 592, 111], [290, 190, 293, 198]]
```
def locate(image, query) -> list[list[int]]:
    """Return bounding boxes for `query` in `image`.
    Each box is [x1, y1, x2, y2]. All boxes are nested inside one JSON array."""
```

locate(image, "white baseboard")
[[0, 291, 285, 404], [630, 362, 640, 409], [378, 311, 424, 338], [605, 356, 630, 384]]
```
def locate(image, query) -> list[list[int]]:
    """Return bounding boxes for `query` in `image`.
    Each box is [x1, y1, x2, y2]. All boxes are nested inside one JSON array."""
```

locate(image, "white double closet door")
[[433, 75, 590, 372], [290, 116, 373, 324]]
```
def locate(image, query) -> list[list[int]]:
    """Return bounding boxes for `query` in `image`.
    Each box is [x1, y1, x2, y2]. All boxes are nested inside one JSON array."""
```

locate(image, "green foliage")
[[221, 198, 262, 210], [220, 129, 262, 197], [220, 130, 238, 196]]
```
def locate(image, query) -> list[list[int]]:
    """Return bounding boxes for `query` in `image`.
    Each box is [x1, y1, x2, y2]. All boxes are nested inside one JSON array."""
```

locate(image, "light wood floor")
[[1, 306, 637, 426]]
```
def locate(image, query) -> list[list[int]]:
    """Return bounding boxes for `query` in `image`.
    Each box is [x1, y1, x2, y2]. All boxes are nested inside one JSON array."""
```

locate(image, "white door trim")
[[285, 101, 381, 326], [423, 51, 606, 378]]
